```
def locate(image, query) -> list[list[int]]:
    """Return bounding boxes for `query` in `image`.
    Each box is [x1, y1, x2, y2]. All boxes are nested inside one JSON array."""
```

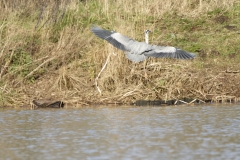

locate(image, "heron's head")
[[145, 30, 151, 34]]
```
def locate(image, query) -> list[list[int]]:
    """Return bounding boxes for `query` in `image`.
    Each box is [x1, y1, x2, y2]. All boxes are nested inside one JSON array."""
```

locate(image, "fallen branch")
[[24, 56, 56, 79], [225, 69, 239, 73], [95, 52, 114, 95]]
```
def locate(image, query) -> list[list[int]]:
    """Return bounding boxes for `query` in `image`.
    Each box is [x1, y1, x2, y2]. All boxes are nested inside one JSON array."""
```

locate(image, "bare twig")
[[118, 84, 142, 100], [95, 52, 113, 95], [25, 56, 56, 79]]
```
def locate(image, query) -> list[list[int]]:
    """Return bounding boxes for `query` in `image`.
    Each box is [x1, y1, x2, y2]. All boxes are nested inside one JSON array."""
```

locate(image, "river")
[[0, 104, 239, 159]]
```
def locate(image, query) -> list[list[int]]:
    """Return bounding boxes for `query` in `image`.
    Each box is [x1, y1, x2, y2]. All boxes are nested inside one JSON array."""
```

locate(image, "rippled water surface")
[[0, 104, 240, 159]]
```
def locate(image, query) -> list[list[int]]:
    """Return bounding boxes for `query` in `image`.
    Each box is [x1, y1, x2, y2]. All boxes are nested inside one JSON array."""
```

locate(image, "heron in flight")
[[91, 26, 196, 77]]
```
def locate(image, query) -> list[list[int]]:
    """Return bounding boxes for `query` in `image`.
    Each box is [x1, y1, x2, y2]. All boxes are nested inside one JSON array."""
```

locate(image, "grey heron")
[[91, 26, 196, 77]]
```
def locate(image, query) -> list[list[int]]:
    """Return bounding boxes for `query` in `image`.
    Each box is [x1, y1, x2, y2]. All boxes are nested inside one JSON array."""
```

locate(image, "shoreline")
[[1, 98, 240, 109]]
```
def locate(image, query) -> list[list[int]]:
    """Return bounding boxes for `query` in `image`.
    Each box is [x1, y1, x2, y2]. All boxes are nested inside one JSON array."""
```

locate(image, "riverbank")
[[1, 0, 240, 108]]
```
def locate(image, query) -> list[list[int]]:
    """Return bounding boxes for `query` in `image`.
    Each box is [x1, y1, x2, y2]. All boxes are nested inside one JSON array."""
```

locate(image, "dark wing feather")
[[91, 26, 129, 51], [175, 49, 196, 59]]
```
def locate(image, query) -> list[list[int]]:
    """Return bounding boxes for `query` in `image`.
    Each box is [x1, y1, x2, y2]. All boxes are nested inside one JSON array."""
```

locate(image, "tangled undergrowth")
[[1, 0, 240, 107]]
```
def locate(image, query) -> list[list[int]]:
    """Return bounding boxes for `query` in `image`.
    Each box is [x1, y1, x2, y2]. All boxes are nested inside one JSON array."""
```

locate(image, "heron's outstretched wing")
[[144, 45, 196, 59], [91, 26, 135, 51]]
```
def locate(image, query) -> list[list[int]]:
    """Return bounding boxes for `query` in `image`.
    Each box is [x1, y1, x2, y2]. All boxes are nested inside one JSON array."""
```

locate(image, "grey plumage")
[[91, 26, 196, 63]]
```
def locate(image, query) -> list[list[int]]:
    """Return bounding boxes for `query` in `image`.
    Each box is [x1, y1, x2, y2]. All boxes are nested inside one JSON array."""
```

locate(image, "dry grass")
[[0, 0, 240, 107]]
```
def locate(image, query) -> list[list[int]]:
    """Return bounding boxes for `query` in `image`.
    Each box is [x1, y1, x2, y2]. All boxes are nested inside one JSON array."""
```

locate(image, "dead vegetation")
[[0, 0, 240, 107]]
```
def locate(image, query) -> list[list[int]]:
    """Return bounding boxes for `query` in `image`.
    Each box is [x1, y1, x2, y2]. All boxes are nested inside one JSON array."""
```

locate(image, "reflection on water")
[[0, 104, 240, 159]]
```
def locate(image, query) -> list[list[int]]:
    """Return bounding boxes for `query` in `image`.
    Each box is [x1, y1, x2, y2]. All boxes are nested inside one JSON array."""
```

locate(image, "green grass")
[[1, 0, 240, 107]]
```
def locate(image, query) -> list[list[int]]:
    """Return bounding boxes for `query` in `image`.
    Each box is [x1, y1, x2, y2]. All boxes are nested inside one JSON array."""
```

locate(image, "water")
[[0, 104, 239, 160]]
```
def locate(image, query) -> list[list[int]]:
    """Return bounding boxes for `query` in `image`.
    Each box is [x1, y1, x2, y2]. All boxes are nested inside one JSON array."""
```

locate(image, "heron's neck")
[[145, 32, 149, 44]]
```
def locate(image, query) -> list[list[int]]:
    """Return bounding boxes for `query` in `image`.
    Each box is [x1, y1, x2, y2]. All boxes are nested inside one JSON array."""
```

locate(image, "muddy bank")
[[5, 61, 239, 109]]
